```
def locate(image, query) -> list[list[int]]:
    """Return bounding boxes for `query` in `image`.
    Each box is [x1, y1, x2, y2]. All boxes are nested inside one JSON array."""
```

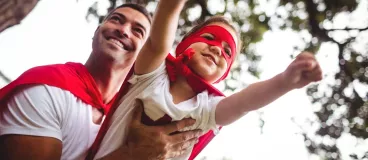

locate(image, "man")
[[0, 4, 202, 160]]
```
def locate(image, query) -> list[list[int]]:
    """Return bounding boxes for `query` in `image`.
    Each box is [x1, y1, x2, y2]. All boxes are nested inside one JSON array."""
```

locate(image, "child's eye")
[[201, 34, 214, 40], [224, 48, 232, 57]]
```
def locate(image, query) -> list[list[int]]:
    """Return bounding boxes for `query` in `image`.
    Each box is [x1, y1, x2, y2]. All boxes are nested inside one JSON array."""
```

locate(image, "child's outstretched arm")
[[215, 52, 323, 126], [134, 0, 187, 75]]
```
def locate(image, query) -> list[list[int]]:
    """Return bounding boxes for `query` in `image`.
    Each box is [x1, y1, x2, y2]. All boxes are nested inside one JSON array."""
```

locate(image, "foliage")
[[1, 0, 366, 159]]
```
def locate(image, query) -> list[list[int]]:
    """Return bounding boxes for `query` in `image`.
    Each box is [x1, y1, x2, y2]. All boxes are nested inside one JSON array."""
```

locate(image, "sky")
[[0, 0, 366, 159]]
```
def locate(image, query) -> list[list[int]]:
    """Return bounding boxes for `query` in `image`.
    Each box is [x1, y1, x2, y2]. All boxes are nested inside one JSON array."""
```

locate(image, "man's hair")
[[104, 3, 152, 24], [182, 16, 242, 53]]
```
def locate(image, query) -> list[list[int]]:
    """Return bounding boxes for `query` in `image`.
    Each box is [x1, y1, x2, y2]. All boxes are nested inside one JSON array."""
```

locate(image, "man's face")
[[92, 7, 151, 67]]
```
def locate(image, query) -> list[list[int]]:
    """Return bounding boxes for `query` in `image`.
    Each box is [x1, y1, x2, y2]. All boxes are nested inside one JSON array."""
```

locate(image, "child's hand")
[[281, 52, 322, 89]]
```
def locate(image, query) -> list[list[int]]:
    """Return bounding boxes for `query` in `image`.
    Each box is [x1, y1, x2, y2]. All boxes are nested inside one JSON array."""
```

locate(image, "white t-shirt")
[[95, 63, 224, 159], [0, 85, 101, 160]]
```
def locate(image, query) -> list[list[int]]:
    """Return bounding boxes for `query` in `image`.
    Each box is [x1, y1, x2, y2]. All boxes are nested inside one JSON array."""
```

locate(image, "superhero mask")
[[175, 25, 237, 83]]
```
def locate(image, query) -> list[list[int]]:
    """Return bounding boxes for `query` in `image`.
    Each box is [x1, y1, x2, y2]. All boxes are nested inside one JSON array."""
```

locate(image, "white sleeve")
[[0, 85, 62, 141], [128, 62, 166, 85], [204, 95, 225, 134]]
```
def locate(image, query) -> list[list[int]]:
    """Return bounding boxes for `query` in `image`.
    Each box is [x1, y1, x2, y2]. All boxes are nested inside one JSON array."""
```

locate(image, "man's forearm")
[[0, 135, 62, 160]]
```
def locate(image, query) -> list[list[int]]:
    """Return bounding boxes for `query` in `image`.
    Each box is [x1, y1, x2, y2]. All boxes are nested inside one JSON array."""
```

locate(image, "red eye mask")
[[175, 25, 237, 83]]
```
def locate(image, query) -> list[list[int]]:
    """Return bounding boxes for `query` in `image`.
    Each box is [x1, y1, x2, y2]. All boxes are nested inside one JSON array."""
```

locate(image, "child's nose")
[[209, 45, 222, 56]]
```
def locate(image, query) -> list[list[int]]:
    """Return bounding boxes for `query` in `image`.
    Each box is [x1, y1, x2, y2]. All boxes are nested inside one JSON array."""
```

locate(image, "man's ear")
[[92, 26, 101, 40], [94, 26, 100, 34]]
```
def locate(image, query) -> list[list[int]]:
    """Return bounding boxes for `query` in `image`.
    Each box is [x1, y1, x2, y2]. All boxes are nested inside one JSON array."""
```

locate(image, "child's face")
[[185, 22, 238, 83]]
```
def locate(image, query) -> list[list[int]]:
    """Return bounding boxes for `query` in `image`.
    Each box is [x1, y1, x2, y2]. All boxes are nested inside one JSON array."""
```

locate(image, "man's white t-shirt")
[[0, 85, 101, 160], [95, 63, 224, 159]]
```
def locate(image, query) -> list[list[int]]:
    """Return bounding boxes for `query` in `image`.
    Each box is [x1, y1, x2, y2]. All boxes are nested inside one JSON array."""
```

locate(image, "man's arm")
[[0, 135, 61, 160], [0, 85, 64, 159], [215, 52, 323, 126], [134, 0, 187, 75], [99, 100, 202, 160]]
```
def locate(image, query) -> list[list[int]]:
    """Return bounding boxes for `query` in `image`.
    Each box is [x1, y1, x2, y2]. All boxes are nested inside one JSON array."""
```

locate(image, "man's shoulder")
[[0, 62, 86, 105], [22, 62, 83, 75], [10, 84, 86, 105], [22, 84, 76, 97]]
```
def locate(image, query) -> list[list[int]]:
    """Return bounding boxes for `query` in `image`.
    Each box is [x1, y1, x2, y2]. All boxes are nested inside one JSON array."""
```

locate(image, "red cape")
[[0, 62, 112, 114], [87, 56, 224, 160]]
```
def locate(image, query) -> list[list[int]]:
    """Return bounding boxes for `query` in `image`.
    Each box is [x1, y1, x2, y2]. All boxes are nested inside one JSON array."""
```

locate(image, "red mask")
[[175, 25, 237, 83]]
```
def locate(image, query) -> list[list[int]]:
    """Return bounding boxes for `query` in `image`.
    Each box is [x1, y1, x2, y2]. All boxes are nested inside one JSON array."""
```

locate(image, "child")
[[92, 0, 322, 159]]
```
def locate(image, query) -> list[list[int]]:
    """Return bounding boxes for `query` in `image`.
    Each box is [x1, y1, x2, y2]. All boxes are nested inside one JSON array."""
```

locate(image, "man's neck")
[[85, 59, 132, 104]]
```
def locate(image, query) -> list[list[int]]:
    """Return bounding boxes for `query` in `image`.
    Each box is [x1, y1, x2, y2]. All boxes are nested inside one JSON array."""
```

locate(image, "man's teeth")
[[110, 39, 124, 48]]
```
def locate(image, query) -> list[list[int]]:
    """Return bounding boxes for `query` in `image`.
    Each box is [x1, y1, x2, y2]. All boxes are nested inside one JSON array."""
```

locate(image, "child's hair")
[[182, 16, 242, 54]]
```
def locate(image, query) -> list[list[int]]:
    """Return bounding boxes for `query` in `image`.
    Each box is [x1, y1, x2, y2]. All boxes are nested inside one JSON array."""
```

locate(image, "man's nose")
[[117, 23, 131, 38], [209, 45, 222, 56]]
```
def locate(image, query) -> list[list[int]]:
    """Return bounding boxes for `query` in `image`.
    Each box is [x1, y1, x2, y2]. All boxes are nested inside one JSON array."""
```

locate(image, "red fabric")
[[88, 25, 235, 160], [166, 48, 224, 95], [86, 54, 224, 160], [175, 25, 236, 83], [86, 69, 134, 160], [0, 62, 113, 114], [166, 50, 225, 160]]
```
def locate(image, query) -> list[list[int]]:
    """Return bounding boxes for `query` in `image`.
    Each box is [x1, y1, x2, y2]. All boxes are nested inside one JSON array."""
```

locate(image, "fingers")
[[172, 137, 198, 151], [290, 60, 316, 73], [296, 51, 315, 60], [295, 52, 318, 69], [162, 118, 196, 134], [303, 65, 323, 82], [165, 137, 198, 159], [131, 99, 144, 125], [169, 129, 203, 145], [291, 51, 323, 82]]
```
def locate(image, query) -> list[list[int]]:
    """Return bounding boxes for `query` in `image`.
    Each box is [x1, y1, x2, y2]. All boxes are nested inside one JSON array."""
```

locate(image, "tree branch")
[[0, 0, 39, 34], [197, 0, 212, 21], [323, 26, 368, 32], [0, 70, 11, 83], [305, 0, 330, 42]]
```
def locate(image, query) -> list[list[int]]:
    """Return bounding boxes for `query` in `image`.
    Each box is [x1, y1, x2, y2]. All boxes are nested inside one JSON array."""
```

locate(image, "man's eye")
[[133, 28, 144, 37], [110, 16, 120, 21]]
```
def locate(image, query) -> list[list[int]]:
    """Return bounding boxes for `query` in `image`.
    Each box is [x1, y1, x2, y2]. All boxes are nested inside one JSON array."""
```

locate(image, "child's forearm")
[[134, 0, 186, 75], [149, 0, 186, 53], [216, 73, 292, 126]]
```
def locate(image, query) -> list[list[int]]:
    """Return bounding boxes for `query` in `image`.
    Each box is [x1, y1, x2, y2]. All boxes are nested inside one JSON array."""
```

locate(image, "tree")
[[0, 0, 39, 33], [0, 0, 366, 159], [0, 0, 39, 83], [0, 71, 11, 83]]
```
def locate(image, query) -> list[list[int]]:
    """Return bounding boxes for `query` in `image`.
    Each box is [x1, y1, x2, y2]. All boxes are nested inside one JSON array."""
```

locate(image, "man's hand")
[[125, 99, 202, 160], [282, 51, 323, 89]]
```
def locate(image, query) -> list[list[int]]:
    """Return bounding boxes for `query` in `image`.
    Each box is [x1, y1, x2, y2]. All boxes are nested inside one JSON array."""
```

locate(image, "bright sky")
[[0, 0, 366, 159]]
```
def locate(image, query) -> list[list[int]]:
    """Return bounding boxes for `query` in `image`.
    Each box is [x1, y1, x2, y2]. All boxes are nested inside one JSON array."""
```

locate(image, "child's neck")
[[169, 75, 196, 104]]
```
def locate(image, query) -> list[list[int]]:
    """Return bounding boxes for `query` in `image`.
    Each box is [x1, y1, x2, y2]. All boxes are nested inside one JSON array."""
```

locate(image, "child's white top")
[[95, 62, 224, 159]]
